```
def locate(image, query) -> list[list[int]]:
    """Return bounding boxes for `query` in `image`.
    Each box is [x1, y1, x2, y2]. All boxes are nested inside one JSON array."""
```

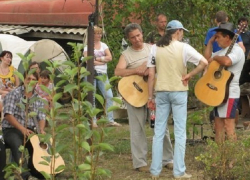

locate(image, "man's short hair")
[[156, 14, 167, 22], [238, 17, 248, 24], [216, 11, 228, 23], [124, 23, 142, 38], [29, 61, 40, 69]]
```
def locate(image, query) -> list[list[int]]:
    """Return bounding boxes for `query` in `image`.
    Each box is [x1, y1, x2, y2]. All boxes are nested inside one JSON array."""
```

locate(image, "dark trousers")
[[0, 139, 6, 180], [2, 128, 30, 180]]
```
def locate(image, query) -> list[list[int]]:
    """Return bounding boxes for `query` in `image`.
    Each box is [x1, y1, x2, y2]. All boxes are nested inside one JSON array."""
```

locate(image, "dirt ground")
[[25, 107, 250, 180]]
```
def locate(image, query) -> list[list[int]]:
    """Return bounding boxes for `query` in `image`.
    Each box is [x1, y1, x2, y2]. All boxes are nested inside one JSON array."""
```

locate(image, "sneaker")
[[151, 175, 159, 179], [107, 121, 122, 127], [164, 163, 173, 170], [174, 173, 192, 179], [92, 123, 98, 128], [135, 165, 149, 172]]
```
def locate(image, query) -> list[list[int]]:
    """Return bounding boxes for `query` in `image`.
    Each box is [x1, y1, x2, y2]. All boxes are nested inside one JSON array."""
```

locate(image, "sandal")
[[107, 122, 122, 127]]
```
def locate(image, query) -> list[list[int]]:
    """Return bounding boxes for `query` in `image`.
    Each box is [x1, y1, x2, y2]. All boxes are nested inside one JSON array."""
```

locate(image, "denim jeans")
[[150, 91, 188, 177], [93, 73, 114, 123]]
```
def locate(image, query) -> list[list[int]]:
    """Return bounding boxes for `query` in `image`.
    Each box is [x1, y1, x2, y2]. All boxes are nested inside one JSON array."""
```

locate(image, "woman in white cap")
[[147, 20, 208, 179]]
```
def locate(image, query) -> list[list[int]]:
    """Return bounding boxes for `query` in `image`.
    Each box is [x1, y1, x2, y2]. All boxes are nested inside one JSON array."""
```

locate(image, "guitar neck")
[[225, 34, 239, 56], [218, 33, 239, 71]]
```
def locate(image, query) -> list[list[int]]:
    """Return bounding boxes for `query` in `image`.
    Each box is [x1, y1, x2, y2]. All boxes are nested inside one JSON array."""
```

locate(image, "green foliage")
[[196, 136, 250, 179], [102, 0, 250, 95], [57, 42, 121, 180], [3, 42, 122, 179]]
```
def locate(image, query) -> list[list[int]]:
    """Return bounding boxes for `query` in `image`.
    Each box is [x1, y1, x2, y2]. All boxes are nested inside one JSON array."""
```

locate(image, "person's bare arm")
[[115, 55, 148, 77], [147, 67, 156, 110], [95, 48, 112, 63], [204, 35, 216, 62], [213, 55, 232, 66], [38, 119, 46, 134], [182, 58, 208, 85]]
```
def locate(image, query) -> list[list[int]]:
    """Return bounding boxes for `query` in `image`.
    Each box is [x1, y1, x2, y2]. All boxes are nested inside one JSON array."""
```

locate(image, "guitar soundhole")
[[214, 71, 221, 79], [40, 142, 48, 150], [133, 82, 143, 93]]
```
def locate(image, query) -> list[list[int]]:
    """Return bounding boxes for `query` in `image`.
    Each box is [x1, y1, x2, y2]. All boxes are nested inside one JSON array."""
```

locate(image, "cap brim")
[[166, 27, 189, 32], [214, 28, 234, 36]]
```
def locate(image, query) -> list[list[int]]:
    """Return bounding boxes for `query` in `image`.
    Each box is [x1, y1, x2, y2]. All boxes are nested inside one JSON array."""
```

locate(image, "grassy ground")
[[3, 105, 250, 180], [99, 118, 208, 180]]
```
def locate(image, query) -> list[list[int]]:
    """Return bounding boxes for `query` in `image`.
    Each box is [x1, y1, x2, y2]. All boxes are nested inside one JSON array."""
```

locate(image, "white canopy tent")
[[0, 34, 36, 69], [0, 34, 69, 72], [0, 34, 71, 103]]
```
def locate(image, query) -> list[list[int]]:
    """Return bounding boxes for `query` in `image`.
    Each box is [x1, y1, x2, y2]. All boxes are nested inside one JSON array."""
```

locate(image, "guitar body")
[[26, 135, 65, 179], [195, 61, 234, 106], [118, 75, 148, 107]]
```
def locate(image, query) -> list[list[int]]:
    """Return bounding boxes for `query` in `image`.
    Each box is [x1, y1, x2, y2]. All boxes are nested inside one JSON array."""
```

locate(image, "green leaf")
[[78, 163, 91, 171], [109, 76, 121, 82], [39, 84, 51, 96], [81, 141, 90, 152], [98, 143, 114, 151], [55, 165, 65, 173], [53, 92, 62, 103], [13, 71, 24, 83], [64, 84, 78, 93], [56, 144, 67, 154], [107, 105, 120, 112], [56, 124, 69, 132], [40, 171, 51, 179], [76, 124, 85, 129], [28, 111, 37, 117], [63, 60, 76, 68], [105, 83, 112, 91], [95, 94, 104, 106], [38, 161, 49, 166], [112, 97, 122, 105], [56, 80, 67, 87]]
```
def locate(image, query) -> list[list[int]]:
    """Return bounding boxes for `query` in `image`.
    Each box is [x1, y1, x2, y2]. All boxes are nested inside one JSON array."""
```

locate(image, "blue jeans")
[[93, 73, 114, 123], [150, 91, 188, 177]]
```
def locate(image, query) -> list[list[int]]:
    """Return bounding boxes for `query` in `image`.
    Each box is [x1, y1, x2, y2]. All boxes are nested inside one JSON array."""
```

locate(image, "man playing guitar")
[[204, 22, 245, 143]]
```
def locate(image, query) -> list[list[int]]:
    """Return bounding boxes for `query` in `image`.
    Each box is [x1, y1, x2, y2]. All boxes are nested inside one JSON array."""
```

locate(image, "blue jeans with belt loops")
[[93, 72, 114, 123], [150, 91, 188, 177]]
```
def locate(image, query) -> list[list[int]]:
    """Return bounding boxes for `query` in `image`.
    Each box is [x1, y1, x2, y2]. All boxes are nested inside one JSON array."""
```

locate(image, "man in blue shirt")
[[204, 10, 245, 53]]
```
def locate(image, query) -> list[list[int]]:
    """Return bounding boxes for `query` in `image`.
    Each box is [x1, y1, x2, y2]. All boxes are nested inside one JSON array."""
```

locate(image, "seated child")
[[35, 70, 53, 106]]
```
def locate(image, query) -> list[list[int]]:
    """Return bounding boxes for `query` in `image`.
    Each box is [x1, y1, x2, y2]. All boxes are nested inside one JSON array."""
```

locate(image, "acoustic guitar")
[[26, 123, 65, 179], [195, 24, 246, 106], [118, 75, 148, 107]]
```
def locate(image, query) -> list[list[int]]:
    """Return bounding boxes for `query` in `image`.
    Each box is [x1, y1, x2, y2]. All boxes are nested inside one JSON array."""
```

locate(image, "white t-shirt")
[[147, 43, 204, 68], [84, 42, 109, 73], [212, 43, 245, 98]]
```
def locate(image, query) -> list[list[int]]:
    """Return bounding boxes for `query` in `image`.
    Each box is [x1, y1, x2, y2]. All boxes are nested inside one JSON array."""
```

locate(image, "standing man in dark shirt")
[[145, 14, 167, 44], [204, 10, 245, 53], [238, 17, 250, 59]]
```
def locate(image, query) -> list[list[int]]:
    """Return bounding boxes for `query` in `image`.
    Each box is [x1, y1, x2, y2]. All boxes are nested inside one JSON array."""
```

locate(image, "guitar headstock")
[[236, 22, 247, 34]]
